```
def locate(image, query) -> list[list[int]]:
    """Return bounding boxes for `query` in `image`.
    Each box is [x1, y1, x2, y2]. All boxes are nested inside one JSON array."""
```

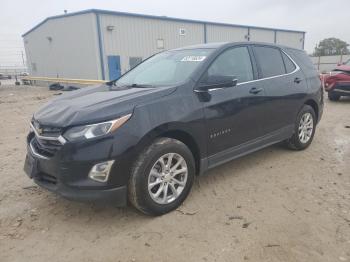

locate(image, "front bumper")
[[23, 133, 130, 206], [33, 176, 127, 205]]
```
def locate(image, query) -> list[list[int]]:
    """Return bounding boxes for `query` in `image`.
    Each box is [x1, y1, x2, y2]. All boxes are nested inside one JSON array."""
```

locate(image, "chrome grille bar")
[[30, 122, 67, 145]]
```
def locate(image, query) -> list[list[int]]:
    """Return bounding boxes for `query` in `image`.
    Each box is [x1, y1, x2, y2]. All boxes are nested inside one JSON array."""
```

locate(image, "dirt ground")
[[0, 86, 349, 262]]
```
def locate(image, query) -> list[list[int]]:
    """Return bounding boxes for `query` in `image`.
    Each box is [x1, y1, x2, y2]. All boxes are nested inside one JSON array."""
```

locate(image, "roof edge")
[[22, 9, 306, 37], [22, 9, 95, 37]]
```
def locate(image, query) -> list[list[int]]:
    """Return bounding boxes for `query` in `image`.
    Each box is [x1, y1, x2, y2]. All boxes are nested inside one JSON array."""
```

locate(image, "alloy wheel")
[[147, 153, 188, 204], [298, 112, 314, 144]]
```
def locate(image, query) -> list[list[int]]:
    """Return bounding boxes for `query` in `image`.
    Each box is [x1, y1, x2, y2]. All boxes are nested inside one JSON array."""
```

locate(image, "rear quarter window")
[[282, 52, 296, 73], [285, 48, 316, 72]]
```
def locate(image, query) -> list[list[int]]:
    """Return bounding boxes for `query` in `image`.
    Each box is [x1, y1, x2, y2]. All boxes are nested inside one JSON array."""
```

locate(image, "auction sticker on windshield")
[[181, 56, 207, 62]]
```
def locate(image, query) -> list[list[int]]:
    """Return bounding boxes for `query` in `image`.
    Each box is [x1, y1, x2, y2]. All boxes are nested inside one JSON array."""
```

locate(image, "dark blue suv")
[[24, 42, 323, 215]]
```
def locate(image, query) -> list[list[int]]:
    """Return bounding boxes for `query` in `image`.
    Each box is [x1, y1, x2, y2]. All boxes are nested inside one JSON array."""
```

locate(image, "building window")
[[179, 28, 186, 36], [129, 57, 142, 69], [157, 39, 165, 49]]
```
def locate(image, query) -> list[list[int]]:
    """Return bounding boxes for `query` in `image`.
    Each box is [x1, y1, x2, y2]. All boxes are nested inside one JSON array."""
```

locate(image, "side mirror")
[[196, 75, 237, 92]]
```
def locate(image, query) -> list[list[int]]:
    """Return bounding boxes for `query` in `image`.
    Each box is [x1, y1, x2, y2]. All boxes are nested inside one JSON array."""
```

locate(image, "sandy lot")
[[0, 86, 349, 262]]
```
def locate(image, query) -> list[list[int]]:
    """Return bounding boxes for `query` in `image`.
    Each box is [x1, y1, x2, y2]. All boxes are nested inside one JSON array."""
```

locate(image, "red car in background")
[[323, 59, 350, 101]]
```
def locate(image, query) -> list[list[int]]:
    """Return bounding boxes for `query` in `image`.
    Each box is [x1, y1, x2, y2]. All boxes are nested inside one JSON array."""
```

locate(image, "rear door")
[[252, 45, 306, 134], [199, 46, 270, 160]]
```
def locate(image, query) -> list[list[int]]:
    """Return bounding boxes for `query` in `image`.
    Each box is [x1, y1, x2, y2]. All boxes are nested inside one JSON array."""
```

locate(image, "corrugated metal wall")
[[276, 31, 304, 50], [206, 25, 248, 42], [23, 13, 102, 79], [23, 11, 305, 81], [249, 28, 275, 43], [99, 14, 204, 78], [99, 15, 305, 79]]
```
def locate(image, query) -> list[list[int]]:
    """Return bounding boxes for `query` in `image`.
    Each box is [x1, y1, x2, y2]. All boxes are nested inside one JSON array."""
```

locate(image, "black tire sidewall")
[[328, 92, 340, 101], [130, 138, 195, 215]]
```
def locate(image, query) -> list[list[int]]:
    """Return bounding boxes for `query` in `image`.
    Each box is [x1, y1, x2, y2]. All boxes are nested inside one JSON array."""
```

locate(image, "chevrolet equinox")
[[24, 42, 324, 215]]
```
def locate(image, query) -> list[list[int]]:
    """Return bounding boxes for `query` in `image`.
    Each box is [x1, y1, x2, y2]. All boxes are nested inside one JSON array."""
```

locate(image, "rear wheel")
[[128, 138, 195, 215], [328, 92, 340, 101], [286, 105, 316, 150]]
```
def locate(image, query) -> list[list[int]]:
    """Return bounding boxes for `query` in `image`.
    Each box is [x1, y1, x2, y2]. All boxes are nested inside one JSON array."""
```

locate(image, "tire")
[[128, 137, 195, 216], [286, 105, 316, 150], [328, 92, 340, 101]]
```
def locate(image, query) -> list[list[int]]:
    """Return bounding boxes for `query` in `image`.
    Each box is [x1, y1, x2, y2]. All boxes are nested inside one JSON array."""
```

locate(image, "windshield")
[[346, 60, 350, 66], [115, 48, 213, 87]]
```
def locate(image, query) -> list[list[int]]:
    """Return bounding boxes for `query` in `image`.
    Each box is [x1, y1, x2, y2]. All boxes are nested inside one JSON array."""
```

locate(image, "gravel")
[[0, 86, 349, 262]]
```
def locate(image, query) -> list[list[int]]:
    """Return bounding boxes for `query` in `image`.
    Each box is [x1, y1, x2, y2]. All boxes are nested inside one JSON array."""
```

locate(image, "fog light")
[[88, 160, 115, 182]]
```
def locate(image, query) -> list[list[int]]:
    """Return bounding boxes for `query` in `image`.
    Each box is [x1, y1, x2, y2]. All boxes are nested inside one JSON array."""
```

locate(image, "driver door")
[[197, 46, 269, 165]]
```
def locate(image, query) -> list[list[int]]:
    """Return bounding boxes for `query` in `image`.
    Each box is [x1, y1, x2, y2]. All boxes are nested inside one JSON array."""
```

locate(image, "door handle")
[[249, 87, 263, 94], [294, 77, 303, 84]]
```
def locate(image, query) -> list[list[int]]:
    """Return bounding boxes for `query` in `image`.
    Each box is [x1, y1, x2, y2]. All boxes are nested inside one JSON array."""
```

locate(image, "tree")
[[313, 38, 350, 56]]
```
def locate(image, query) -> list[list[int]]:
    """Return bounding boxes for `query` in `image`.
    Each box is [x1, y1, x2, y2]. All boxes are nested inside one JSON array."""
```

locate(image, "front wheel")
[[286, 105, 316, 150], [128, 138, 195, 215]]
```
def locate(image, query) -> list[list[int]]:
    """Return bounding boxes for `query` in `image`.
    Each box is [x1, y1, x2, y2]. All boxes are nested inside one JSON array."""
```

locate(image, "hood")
[[34, 84, 176, 127], [334, 65, 350, 73]]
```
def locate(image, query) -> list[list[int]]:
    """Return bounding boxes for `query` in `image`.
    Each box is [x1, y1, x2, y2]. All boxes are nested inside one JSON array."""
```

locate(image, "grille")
[[29, 120, 65, 158], [31, 136, 62, 158], [32, 120, 62, 137]]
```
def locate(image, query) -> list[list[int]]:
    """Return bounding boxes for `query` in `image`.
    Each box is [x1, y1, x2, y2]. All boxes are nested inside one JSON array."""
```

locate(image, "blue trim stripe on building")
[[95, 13, 105, 80], [22, 9, 306, 37]]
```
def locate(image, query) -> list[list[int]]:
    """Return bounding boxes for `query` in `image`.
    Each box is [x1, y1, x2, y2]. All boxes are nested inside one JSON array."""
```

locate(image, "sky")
[[1, 0, 350, 68]]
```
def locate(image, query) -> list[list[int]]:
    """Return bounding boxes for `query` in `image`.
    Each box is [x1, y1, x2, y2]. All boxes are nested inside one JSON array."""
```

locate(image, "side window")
[[282, 52, 296, 73], [254, 46, 285, 78], [206, 47, 254, 83]]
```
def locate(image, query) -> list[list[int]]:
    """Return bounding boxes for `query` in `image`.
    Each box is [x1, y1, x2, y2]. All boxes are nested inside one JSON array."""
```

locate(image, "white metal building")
[[22, 9, 305, 81]]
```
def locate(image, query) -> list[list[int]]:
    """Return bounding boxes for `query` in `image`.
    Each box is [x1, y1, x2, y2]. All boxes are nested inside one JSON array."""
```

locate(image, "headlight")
[[64, 114, 132, 141]]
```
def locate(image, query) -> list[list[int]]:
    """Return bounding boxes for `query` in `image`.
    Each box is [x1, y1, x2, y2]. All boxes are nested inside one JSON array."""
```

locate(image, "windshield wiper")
[[128, 83, 155, 88], [106, 79, 118, 86], [108, 82, 155, 89]]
